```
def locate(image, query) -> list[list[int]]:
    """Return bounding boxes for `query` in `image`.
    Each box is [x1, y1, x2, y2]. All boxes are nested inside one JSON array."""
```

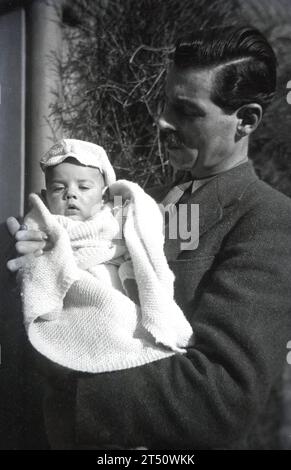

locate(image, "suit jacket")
[[0, 222, 25, 449], [67, 161, 291, 450], [0, 223, 49, 449], [3, 161, 291, 449]]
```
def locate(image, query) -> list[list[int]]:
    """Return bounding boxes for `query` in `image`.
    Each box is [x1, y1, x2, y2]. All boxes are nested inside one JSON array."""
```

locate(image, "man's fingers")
[[15, 240, 46, 255], [34, 249, 44, 257], [6, 217, 20, 236], [15, 229, 48, 241], [6, 218, 48, 241], [6, 256, 30, 272], [6, 218, 48, 272], [7, 249, 45, 272]]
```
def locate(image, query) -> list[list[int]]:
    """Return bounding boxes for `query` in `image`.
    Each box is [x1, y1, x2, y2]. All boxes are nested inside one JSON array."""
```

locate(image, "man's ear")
[[235, 103, 262, 138]]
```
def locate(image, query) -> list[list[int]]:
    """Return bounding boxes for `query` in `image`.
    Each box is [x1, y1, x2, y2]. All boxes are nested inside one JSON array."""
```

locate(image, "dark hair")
[[174, 25, 277, 114]]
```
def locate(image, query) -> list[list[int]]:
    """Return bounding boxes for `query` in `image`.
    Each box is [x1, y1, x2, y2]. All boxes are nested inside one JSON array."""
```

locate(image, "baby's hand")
[[105, 181, 133, 203], [6, 217, 49, 272]]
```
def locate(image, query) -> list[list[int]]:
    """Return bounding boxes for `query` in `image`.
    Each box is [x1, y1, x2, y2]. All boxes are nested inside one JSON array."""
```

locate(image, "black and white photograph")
[[1, 0, 291, 454]]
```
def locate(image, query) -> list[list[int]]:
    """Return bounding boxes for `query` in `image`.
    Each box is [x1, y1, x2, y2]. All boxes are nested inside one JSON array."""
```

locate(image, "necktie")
[[161, 181, 193, 208]]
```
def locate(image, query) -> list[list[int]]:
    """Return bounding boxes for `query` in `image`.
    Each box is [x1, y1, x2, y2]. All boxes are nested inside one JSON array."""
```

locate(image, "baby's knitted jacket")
[[20, 181, 194, 373]]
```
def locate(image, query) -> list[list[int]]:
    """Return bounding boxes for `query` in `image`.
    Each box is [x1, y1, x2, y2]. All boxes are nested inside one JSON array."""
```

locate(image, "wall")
[[0, 7, 25, 221]]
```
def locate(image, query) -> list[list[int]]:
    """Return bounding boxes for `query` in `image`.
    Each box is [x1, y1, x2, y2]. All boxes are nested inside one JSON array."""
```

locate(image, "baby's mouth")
[[67, 203, 78, 209], [66, 204, 79, 214]]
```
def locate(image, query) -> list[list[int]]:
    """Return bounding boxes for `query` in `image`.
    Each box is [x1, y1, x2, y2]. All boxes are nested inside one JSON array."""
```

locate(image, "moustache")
[[160, 131, 183, 147]]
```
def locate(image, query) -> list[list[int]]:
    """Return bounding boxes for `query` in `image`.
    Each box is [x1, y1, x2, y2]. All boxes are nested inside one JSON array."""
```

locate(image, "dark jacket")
[[68, 161, 291, 450], [0, 222, 25, 449], [2, 161, 291, 449], [0, 222, 48, 449]]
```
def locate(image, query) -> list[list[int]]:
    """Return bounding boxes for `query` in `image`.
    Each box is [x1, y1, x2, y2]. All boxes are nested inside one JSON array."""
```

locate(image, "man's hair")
[[174, 25, 277, 114]]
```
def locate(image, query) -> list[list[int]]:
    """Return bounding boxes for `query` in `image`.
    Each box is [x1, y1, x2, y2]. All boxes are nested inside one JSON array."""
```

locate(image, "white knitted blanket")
[[20, 182, 194, 372]]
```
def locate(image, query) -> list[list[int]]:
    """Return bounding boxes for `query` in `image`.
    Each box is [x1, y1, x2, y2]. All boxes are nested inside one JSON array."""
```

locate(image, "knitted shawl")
[[20, 181, 194, 372]]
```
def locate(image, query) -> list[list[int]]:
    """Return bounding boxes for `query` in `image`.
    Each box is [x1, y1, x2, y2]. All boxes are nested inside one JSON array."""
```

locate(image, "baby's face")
[[45, 161, 104, 221]]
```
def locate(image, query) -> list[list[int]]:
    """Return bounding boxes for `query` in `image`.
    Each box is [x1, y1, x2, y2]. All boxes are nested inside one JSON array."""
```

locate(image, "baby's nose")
[[66, 188, 77, 199]]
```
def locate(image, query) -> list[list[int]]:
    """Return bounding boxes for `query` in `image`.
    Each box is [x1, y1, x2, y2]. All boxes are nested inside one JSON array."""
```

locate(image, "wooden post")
[[0, 7, 26, 221], [25, 0, 63, 199]]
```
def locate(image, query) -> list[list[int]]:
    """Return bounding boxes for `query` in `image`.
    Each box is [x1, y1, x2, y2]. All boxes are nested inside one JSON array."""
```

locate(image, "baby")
[[19, 139, 194, 374], [36, 138, 131, 295]]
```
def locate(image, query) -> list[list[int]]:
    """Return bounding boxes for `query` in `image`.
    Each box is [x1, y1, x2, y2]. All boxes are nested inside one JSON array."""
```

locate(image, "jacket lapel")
[[164, 161, 259, 260]]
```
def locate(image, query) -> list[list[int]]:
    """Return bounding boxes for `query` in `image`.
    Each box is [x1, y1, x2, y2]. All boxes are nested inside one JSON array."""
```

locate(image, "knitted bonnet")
[[40, 139, 116, 186]]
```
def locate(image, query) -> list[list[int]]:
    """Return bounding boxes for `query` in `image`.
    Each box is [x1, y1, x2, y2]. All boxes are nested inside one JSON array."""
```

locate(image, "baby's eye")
[[79, 185, 91, 190], [52, 186, 65, 192]]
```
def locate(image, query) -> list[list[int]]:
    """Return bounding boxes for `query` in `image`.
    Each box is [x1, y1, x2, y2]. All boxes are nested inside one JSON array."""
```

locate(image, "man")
[[6, 25, 291, 449]]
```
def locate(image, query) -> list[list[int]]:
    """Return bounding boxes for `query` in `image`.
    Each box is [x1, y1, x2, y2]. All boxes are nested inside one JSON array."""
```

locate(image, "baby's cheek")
[[47, 199, 64, 215], [82, 200, 102, 220]]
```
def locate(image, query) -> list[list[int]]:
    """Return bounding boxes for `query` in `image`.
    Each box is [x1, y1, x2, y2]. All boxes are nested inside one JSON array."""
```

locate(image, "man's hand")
[[6, 217, 48, 272]]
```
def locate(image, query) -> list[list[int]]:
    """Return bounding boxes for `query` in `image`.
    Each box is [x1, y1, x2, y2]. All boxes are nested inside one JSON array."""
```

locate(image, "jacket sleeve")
[[46, 194, 291, 449]]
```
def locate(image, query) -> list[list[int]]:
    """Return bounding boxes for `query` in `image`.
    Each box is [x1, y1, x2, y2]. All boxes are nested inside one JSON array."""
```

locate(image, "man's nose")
[[158, 112, 176, 132]]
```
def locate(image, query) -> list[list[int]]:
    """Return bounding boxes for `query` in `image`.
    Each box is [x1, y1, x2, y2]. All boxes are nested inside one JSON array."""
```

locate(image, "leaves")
[[242, 0, 291, 196], [50, 0, 240, 188], [50, 0, 291, 196]]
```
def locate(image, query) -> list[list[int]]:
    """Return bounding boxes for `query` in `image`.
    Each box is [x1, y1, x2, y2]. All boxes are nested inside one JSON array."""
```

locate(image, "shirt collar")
[[162, 156, 249, 206]]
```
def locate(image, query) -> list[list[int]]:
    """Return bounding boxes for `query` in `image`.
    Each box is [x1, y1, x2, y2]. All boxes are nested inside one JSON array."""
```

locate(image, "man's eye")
[[170, 103, 199, 118], [176, 106, 198, 117], [184, 110, 198, 117]]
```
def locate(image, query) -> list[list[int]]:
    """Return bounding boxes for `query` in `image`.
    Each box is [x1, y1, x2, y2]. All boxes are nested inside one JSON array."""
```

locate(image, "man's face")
[[159, 65, 239, 177], [45, 162, 104, 221]]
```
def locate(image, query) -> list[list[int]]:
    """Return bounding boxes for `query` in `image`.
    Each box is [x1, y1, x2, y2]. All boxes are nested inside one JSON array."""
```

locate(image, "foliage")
[[50, 0, 240, 188], [240, 0, 291, 196], [50, 0, 291, 196]]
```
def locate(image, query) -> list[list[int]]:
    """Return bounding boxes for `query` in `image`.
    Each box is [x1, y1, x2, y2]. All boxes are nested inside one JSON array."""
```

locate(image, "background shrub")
[[50, 0, 291, 195]]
